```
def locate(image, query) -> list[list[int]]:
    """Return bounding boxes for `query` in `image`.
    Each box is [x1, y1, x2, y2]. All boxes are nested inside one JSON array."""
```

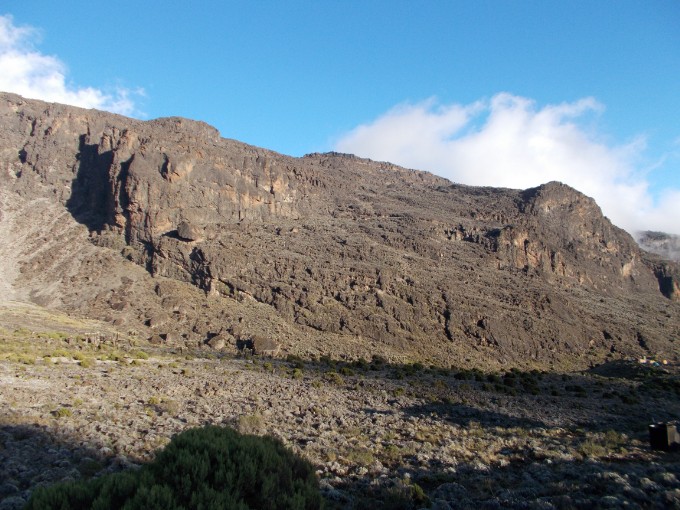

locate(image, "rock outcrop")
[[1, 92, 679, 368], [638, 231, 680, 261]]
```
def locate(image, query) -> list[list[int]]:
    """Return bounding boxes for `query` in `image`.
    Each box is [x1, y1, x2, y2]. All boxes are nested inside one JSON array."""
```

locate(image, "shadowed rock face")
[[1, 92, 679, 368]]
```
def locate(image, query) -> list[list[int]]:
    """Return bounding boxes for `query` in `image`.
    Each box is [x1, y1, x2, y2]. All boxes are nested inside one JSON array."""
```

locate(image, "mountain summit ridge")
[[1, 92, 678, 368]]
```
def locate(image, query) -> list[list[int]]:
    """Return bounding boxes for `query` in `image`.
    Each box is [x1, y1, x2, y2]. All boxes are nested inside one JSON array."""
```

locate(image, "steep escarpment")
[[1, 92, 678, 368]]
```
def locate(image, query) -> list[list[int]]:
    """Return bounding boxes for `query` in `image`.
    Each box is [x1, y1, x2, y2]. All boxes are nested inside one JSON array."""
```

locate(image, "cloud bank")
[[0, 15, 140, 116], [335, 93, 680, 236]]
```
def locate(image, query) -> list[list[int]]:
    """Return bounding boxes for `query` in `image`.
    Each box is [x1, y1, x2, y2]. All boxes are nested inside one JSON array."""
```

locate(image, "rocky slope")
[[1, 92, 679, 369], [1, 328, 680, 509], [638, 231, 680, 262]]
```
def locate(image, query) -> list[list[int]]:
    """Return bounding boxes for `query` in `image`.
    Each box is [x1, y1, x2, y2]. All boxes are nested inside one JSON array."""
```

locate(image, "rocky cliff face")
[[1, 92, 678, 368], [638, 231, 680, 259]]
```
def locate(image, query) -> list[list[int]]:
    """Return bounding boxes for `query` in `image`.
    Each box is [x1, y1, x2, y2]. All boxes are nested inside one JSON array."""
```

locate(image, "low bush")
[[352, 357, 369, 370], [132, 350, 150, 360], [325, 371, 344, 385], [26, 425, 323, 509], [79, 357, 94, 368], [52, 407, 72, 418], [286, 354, 305, 369], [339, 366, 354, 376], [370, 355, 387, 370]]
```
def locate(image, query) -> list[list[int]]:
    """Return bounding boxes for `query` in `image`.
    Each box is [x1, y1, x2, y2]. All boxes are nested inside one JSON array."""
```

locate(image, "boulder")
[[148, 334, 164, 345], [146, 312, 170, 328], [207, 333, 234, 350], [251, 335, 280, 357], [177, 221, 202, 242]]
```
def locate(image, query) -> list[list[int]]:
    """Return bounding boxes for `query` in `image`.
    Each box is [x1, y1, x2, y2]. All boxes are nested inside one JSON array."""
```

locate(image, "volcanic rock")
[[251, 335, 280, 357], [0, 91, 678, 368], [638, 231, 680, 262], [176, 221, 202, 242], [207, 333, 234, 351]]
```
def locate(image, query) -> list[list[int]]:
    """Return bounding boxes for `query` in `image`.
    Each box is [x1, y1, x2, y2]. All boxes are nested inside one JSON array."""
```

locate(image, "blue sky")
[[2, 1, 679, 234]]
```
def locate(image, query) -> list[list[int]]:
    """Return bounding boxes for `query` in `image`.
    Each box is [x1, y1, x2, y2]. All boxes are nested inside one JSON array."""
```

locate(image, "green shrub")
[[472, 369, 485, 382], [26, 425, 323, 509], [286, 354, 305, 369], [362, 478, 430, 510], [370, 355, 387, 370], [619, 393, 639, 405], [53, 407, 72, 418], [486, 373, 501, 384], [339, 366, 354, 376], [14, 353, 36, 365], [346, 448, 374, 466], [319, 355, 335, 367], [353, 358, 369, 370], [325, 371, 344, 385], [79, 357, 94, 368], [132, 350, 150, 360], [390, 370, 404, 380], [578, 439, 606, 458], [77, 458, 104, 478]]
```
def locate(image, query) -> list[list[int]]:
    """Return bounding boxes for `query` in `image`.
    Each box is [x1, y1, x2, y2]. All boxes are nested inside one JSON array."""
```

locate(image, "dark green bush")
[[319, 355, 335, 368], [369, 355, 387, 370], [339, 366, 355, 376], [453, 370, 472, 380], [486, 373, 501, 384], [26, 426, 323, 510], [286, 354, 305, 370], [352, 358, 370, 371]]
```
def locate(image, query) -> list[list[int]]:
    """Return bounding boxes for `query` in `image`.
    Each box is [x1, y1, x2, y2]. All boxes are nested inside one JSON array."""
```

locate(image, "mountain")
[[1, 91, 678, 369], [637, 231, 680, 262]]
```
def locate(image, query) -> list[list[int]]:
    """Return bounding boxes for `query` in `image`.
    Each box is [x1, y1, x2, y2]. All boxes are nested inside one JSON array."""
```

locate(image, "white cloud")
[[0, 14, 140, 116], [335, 93, 680, 236]]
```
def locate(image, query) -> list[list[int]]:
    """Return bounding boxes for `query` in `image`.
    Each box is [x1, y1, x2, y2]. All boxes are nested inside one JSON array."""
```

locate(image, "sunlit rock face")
[[1, 91, 679, 368]]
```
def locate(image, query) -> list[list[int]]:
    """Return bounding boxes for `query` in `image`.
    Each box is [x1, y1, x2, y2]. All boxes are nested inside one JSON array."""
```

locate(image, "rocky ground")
[[1, 312, 679, 509]]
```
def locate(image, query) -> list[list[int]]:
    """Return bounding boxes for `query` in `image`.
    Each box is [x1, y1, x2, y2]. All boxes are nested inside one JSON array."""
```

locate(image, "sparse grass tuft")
[[79, 357, 94, 368], [53, 407, 72, 418], [237, 413, 265, 435], [131, 350, 149, 360], [345, 447, 374, 466], [325, 371, 344, 385]]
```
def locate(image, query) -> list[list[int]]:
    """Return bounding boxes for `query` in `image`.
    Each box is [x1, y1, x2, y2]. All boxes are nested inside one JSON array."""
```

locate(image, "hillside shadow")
[[265, 353, 680, 436], [0, 421, 122, 507], [325, 449, 680, 510], [401, 402, 548, 429]]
